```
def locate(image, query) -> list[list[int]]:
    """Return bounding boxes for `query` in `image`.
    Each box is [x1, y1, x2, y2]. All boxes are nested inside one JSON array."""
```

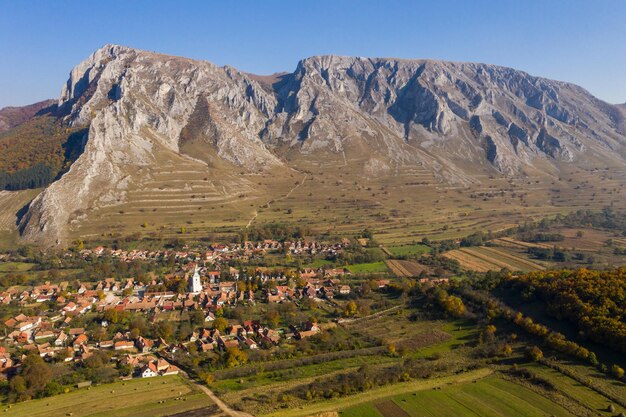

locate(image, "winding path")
[[245, 172, 308, 229], [192, 380, 254, 417], [158, 354, 254, 417]]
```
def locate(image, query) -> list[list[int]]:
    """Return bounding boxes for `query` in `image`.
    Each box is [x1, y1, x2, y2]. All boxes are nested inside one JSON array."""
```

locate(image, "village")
[[0, 239, 376, 385], [78, 238, 349, 264]]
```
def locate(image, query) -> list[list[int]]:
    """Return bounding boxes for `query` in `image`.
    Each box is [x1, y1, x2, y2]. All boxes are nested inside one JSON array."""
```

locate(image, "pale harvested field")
[[385, 260, 429, 277], [443, 246, 545, 272]]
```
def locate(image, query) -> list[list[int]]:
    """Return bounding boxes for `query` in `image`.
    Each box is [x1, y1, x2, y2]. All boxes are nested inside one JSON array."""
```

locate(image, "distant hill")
[[0, 99, 54, 133]]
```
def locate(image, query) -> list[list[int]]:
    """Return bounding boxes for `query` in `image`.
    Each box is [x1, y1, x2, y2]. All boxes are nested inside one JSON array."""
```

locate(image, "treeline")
[[527, 247, 571, 262], [515, 207, 626, 237], [286, 360, 459, 402], [337, 244, 385, 264], [518, 232, 564, 243], [1, 351, 125, 402], [507, 268, 626, 353], [0, 163, 55, 190], [559, 208, 625, 233], [239, 223, 312, 242], [0, 115, 87, 190]]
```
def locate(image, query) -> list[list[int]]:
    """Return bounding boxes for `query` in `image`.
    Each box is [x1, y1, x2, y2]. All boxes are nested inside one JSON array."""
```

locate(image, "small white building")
[[140, 363, 158, 378], [188, 266, 202, 294]]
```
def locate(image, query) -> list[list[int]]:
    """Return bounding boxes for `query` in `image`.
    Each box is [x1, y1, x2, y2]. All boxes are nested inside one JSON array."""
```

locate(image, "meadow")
[[4, 375, 217, 417], [339, 375, 577, 417]]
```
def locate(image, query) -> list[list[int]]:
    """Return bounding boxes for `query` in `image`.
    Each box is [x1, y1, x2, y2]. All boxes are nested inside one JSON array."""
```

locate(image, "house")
[[140, 362, 158, 378], [162, 365, 179, 375], [339, 285, 351, 295], [73, 334, 88, 349], [35, 330, 55, 340], [99, 340, 114, 349], [243, 338, 258, 349], [114, 340, 135, 351], [54, 330, 67, 346], [155, 359, 170, 372], [263, 329, 281, 345], [135, 336, 154, 353], [69, 328, 85, 336]]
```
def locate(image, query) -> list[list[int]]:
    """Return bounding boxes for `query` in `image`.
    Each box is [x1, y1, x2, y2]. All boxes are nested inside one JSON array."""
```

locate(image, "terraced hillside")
[[74, 146, 290, 242]]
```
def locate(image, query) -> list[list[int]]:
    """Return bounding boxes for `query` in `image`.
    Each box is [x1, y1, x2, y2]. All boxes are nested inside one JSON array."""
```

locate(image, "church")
[[188, 265, 203, 294]]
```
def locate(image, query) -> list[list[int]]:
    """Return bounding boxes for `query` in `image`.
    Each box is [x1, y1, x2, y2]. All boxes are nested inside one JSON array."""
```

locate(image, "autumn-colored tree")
[[225, 347, 248, 367], [213, 317, 228, 332], [611, 364, 625, 379], [343, 301, 358, 317], [525, 345, 543, 362]]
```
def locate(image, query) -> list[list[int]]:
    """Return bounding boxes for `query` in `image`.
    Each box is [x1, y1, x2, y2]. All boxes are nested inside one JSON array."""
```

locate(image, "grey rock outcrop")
[[18, 46, 626, 246]]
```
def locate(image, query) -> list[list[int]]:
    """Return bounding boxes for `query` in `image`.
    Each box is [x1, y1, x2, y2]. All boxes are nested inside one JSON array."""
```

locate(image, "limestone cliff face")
[[20, 45, 282, 245], [18, 46, 626, 246], [265, 56, 625, 173]]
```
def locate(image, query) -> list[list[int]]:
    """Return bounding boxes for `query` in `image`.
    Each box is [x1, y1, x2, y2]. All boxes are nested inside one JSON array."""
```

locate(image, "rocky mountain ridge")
[[12, 45, 626, 246]]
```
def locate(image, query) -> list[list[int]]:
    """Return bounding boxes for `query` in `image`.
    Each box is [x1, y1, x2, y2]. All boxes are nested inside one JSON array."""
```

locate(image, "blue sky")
[[1, 0, 625, 107]]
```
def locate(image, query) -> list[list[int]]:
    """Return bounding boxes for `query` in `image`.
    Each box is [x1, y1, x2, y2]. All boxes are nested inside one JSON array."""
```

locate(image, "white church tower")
[[189, 265, 202, 293]]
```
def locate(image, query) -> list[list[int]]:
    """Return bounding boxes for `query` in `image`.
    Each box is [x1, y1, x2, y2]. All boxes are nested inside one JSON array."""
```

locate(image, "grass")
[[214, 353, 395, 393], [524, 363, 626, 415], [260, 368, 493, 417], [386, 244, 430, 257], [0, 262, 35, 272], [347, 262, 389, 274], [3, 375, 214, 417], [303, 258, 335, 268], [340, 375, 577, 417]]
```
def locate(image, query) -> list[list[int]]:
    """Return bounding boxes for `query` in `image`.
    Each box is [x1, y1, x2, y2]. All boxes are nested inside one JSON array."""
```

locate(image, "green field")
[[347, 262, 389, 274], [4, 375, 217, 417], [523, 363, 626, 415], [0, 262, 35, 272], [340, 375, 576, 417], [261, 369, 493, 417]]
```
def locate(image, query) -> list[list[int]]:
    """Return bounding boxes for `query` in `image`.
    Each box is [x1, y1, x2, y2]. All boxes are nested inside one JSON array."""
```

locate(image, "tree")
[[225, 347, 248, 368], [525, 346, 543, 362], [480, 325, 497, 344], [20, 354, 52, 395], [155, 321, 174, 341], [265, 310, 281, 328], [9, 375, 27, 401], [343, 301, 358, 317], [611, 364, 625, 379], [213, 317, 228, 332], [441, 295, 466, 318], [43, 381, 63, 397]]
